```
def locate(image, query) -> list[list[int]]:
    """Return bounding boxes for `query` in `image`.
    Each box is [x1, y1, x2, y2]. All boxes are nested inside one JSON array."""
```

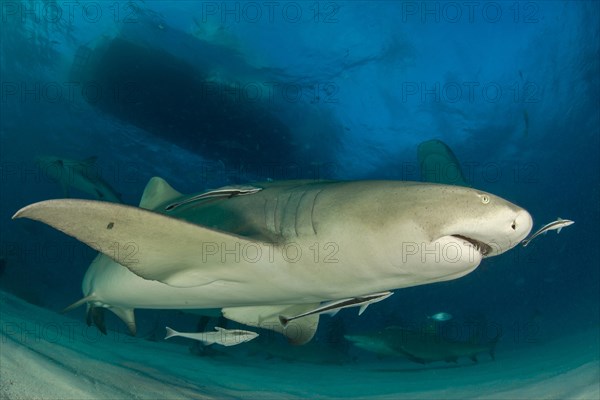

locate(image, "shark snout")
[[512, 209, 533, 242], [443, 205, 533, 259], [486, 208, 533, 257]]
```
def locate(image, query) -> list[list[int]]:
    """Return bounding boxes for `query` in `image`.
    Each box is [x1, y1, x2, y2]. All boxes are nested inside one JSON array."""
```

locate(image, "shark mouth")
[[453, 235, 493, 257]]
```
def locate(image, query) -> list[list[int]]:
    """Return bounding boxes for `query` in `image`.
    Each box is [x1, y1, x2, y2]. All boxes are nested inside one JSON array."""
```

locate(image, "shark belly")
[[87, 231, 481, 311]]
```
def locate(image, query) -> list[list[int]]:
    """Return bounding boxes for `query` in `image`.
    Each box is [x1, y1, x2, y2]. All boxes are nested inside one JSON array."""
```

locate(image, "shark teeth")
[[453, 235, 492, 257]]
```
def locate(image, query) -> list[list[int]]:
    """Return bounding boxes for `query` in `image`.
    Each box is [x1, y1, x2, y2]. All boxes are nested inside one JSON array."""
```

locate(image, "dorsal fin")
[[417, 139, 468, 186], [139, 177, 183, 210]]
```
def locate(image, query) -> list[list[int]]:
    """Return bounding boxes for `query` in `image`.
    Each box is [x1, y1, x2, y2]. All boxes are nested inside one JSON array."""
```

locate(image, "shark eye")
[[480, 195, 490, 204], [511, 221, 517, 230]]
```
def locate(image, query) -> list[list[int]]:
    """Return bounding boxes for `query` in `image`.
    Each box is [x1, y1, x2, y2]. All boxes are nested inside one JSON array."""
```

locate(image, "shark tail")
[[165, 326, 179, 340]]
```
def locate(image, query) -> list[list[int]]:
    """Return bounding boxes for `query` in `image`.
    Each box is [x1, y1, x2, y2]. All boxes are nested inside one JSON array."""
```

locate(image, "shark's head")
[[36, 155, 69, 183], [375, 183, 533, 285], [422, 185, 533, 258]]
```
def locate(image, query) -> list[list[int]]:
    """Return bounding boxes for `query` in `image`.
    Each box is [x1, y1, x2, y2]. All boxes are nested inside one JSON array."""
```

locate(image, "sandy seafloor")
[[1, 291, 598, 399]]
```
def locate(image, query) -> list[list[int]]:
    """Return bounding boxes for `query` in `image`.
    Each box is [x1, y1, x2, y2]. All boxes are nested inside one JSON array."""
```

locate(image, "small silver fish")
[[521, 217, 574, 247], [164, 326, 258, 347], [428, 312, 453, 322], [279, 291, 393, 327]]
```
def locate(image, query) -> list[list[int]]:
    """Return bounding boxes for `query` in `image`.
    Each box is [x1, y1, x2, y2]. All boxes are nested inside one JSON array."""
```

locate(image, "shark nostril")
[[511, 221, 517, 230]]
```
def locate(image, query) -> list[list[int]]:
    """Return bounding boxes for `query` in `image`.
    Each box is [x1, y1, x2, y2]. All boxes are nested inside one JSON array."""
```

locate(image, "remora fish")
[[164, 185, 262, 211], [346, 326, 500, 364], [14, 177, 532, 345], [38, 155, 122, 202], [279, 291, 393, 327], [521, 217, 574, 247], [165, 326, 258, 346]]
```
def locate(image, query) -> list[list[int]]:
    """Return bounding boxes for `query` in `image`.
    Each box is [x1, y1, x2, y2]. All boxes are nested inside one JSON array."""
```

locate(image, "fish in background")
[[165, 326, 258, 347], [427, 312, 453, 322], [346, 325, 500, 364], [521, 218, 574, 247], [37, 156, 122, 202], [417, 139, 468, 186]]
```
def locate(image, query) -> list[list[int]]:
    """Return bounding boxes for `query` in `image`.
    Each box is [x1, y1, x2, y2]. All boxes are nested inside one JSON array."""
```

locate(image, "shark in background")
[[417, 139, 468, 186], [346, 324, 500, 364], [37, 155, 122, 202]]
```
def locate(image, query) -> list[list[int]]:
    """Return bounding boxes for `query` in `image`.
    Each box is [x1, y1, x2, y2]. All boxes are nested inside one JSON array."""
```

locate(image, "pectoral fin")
[[358, 304, 369, 316], [223, 304, 320, 345], [12, 199, 265, 288]]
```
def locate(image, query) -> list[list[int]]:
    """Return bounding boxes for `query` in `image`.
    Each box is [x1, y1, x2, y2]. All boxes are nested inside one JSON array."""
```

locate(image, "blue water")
[[1, 1, 599, 398]]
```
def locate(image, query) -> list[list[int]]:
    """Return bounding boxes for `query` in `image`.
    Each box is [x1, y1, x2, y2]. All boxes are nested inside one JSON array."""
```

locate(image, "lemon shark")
[[346, 326, 500, 364], [13, 177, 532, 344], [38, 156, 122, 202]]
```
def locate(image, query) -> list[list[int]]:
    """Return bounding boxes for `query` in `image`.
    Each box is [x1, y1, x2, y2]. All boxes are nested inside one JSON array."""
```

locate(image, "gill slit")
[[311, 188, 324, 235]]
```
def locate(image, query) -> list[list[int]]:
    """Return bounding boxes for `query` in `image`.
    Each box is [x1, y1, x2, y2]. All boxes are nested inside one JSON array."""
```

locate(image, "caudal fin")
[[165, 326, 179, 340]]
